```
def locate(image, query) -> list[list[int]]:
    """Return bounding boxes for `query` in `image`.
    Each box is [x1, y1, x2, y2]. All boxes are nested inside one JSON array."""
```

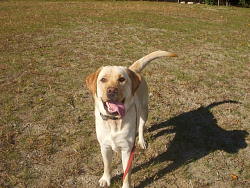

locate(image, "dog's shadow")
[[113, 100, 248, 187], [133, 100, 248, 187]]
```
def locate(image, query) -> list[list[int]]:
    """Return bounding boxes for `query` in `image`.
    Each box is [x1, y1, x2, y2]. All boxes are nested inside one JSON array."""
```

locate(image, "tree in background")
[[238, 0, 250, 7]]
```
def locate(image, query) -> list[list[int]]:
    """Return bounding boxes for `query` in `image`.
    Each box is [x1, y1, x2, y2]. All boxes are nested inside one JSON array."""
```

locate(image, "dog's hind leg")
[[136, 79, 148, 150], [137, 100, 148, 150], [138, 116, 148, 149], [99, 146, 113, 187]]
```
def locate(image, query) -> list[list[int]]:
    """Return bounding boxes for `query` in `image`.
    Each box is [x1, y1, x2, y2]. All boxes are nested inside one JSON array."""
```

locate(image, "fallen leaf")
[[230, 174, 238, 180]]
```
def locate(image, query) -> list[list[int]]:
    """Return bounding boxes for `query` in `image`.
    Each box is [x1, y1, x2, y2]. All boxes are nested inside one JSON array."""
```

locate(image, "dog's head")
[[86, 66, 141, 117]]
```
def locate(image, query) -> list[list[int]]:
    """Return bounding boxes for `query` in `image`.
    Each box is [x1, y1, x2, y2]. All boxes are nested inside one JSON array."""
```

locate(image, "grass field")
[[0, 0, 250, 187]]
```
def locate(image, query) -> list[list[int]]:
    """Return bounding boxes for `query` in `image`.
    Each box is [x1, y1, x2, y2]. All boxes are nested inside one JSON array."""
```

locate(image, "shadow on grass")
[[112, 100, 248, 187]]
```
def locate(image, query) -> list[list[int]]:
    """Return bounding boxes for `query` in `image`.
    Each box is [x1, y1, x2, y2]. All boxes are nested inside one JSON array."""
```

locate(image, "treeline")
[[203, 0, 250, 6], [133, 0, 250, 7]]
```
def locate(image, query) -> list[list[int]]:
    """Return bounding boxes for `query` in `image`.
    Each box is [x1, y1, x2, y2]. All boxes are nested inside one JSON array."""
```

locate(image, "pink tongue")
[[106, 101, 125, 117]]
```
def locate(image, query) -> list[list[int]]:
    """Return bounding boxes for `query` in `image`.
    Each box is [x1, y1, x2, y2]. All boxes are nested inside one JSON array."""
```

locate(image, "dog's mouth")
[[102, 98, 125, 117]]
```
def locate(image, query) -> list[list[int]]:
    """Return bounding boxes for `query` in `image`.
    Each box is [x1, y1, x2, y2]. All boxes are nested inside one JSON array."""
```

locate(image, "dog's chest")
[[96, 116, 136, 151], [108, 119, 123, 133]]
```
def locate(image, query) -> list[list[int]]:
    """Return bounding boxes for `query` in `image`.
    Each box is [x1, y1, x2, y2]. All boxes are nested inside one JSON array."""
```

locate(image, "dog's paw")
[[99, 175, 111, 187], [138, 139, 148, 149]]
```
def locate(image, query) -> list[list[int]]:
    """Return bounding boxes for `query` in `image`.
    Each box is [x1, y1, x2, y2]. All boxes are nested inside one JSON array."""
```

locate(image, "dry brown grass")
[[0, 1, 249, 187]]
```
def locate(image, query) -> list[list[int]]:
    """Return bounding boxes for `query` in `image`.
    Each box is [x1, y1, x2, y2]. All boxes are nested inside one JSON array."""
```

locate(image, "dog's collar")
[[100, 113, 122, 120]]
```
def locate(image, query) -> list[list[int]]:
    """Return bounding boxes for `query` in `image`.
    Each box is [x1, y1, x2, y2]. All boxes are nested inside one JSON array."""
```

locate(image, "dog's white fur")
[[86, 51, 177, 188]]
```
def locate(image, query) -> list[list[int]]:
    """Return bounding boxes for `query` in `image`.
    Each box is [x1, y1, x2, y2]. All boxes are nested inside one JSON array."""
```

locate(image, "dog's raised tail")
[[129, 50, 177, 73]]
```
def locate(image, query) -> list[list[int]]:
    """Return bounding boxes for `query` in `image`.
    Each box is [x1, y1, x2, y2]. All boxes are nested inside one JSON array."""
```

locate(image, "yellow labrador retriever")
[[86, 51, 177, 188]]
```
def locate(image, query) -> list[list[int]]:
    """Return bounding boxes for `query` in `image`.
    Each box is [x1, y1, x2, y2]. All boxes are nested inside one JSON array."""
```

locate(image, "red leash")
[[122, 145, 136, 181], [123, 104, 138, 181]]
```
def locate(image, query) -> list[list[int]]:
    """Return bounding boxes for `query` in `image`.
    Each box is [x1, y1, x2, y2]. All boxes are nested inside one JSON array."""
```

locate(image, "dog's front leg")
[[99, 146, 113, 187], [121, 149, 132, 188]]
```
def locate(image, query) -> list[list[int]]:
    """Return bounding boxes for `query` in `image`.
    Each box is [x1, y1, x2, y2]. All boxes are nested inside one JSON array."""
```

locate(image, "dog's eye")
[[100, 78, 107, 82], [118, 77, 125, 82]]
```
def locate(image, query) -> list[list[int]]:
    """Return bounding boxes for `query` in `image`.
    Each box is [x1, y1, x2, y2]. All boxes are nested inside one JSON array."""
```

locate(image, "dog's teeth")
[[106, 102, 112, 111]]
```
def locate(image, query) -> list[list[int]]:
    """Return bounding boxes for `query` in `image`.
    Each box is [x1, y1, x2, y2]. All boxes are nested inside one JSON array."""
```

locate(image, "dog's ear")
[[127, 69, 141, 95], [86, 68, 102, 96]]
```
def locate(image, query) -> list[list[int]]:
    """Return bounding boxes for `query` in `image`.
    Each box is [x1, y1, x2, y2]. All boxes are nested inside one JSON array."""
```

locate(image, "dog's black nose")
[[107, 87, 118, 98]]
